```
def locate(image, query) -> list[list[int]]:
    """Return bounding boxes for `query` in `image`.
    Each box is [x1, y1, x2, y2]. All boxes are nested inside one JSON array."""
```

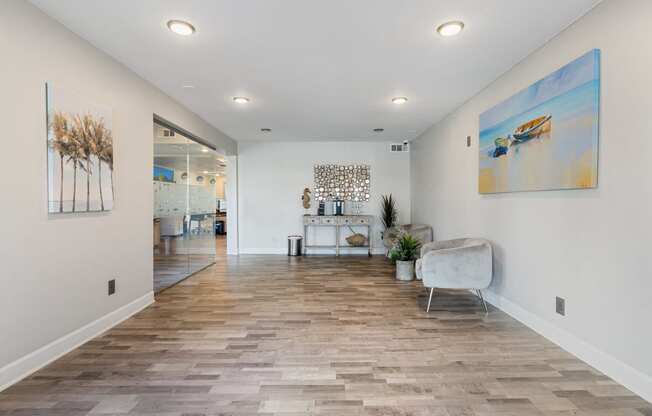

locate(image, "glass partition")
[[153, 123, 218, 292], [187, 141, 217, 274]]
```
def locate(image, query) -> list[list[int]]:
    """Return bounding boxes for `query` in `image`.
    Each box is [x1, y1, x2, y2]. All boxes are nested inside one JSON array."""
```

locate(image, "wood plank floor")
[[1, 255, 650, 415], [154, 235, 226, 293]]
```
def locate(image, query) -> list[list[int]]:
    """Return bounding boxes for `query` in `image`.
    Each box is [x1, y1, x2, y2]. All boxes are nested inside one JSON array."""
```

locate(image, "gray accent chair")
[[415, 238, 493, 313]]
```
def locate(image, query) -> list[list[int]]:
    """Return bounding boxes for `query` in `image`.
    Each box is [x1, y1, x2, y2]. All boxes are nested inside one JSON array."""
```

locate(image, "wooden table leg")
[[336, 225, 340, 256], [368, 224, 372, 257]]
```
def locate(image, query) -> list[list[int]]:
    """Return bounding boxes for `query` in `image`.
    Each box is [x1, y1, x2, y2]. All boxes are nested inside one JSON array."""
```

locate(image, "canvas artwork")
[[153, 165, 174, 183], [47, 83, 114, 213], [479, 49, 600, 193]]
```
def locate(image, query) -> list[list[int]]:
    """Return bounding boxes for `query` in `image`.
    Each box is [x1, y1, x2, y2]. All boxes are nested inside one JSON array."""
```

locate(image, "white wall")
[[410, 0, 652, 400], [238, 141, 410, 254], [0, 0, 236, 388]]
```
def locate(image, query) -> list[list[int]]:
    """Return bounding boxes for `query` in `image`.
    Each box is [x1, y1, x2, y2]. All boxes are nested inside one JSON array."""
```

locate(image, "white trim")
[[238, 247, 386, 255], [238, 248, 286, 255], [481, 289, 652, 403], [0, 292, 154, 392], [226, 155, 239, 255]]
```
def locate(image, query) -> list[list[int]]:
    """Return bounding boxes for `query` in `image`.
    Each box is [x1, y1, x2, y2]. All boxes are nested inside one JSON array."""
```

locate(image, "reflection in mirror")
[[153, 123, 223, 292]]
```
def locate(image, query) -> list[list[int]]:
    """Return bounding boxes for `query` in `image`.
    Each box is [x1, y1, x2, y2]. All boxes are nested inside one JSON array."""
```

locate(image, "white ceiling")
[[31, 0, 601, 142]]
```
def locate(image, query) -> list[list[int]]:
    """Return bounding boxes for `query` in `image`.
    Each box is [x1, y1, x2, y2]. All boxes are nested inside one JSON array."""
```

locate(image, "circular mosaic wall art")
[[313, 164, 370, 202]]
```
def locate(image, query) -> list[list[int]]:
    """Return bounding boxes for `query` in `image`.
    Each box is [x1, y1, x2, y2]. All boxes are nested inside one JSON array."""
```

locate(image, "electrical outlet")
[[108, 279, 116, 296], [556, 296, 565, 316]]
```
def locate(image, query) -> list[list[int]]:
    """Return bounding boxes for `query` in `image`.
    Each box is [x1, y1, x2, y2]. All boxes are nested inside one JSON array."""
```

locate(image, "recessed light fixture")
[[261, 128, 272, 132], [182, 84, 195, 89], [233, 96, 250, 104], [201, 148, 208, 153], [203, 170, 209, 174], [167, 20, 196, 36], [373, 128, 384, 132], [436, 21, 464, 37], [392, 97, 408, 105]]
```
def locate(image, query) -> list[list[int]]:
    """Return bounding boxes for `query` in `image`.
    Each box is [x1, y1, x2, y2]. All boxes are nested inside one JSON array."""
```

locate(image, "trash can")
[[215, 221, 224, 235], [288, 235, 303, 256]]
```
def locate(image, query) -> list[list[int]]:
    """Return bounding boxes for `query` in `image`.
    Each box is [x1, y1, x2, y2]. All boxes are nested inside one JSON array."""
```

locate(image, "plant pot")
[[395, 260, 415, 281]]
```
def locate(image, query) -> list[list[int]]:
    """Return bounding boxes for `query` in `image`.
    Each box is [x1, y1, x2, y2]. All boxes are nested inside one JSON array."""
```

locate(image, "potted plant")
[[380, 194, 397, 240], [389, 233, 421, 281]]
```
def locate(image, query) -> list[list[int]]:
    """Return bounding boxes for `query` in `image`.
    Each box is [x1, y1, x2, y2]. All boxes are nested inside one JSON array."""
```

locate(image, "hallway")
[[1, 256, 649, 415]]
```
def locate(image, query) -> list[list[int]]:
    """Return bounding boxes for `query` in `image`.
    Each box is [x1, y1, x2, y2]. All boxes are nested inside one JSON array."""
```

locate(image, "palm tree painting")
[[47, 83, 114, 213]]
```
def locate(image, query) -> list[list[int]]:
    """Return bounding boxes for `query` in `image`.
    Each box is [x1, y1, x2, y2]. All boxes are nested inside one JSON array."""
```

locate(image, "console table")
[[303, 215, 373, 256]]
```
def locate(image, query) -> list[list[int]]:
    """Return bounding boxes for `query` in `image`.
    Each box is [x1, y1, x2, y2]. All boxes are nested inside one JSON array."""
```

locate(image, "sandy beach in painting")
[[479, 50, 599, 194]]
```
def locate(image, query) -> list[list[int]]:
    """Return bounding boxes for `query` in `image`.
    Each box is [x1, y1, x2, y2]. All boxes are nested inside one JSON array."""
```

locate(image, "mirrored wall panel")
[[153, 122, 221, 292]]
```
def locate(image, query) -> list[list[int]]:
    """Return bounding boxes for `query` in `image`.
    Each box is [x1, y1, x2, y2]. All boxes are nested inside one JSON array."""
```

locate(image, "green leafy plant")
[[389, 233, 421, 262], [380, 194, 398, 230]]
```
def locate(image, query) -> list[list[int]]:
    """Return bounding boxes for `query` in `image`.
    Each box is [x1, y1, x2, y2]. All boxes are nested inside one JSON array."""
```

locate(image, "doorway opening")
[[152, 120, 227, 293]]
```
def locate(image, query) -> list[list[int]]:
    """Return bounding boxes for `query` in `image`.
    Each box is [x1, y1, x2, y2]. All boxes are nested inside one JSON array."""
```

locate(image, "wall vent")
[[390, 143, 409, 153]]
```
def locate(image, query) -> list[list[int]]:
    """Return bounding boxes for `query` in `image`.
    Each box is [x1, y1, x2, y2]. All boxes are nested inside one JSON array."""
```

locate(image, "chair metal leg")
[[475, 289, 488, 314], [426, 288, 434, 312]]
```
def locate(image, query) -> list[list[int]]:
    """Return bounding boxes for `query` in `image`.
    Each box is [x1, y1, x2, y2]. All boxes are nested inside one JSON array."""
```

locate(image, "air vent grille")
[[390, 143, 409, 152]]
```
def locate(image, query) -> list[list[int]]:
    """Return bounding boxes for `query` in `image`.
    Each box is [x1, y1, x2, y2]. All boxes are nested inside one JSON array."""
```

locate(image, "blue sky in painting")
[[480, 49, 600, 132]]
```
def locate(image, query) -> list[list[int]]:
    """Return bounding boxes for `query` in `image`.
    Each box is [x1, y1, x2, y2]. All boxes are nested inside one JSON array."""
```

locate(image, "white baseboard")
[[239, 248, 386, 255], [0, 291, 154, 392], [238, 248, 286, 255], [482, 289, 652, 403]]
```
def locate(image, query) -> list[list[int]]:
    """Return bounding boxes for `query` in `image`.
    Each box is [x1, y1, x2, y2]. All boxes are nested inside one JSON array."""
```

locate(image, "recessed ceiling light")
[[233, 96, 250, 104], [167, 20, 196, 36], [201, 148, 208, 153], [182, 84, 195, 89], [392, 97, 408, 105], [203, 170, 209, 174], [373, 128, 384, 132], [261, 128, 272, 132], [437, 21, 464, 37]]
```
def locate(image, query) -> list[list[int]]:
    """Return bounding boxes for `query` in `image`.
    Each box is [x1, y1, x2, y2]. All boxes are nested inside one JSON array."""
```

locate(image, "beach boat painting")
[[479, 50, 600, 193], [512, 114, 552, 142]]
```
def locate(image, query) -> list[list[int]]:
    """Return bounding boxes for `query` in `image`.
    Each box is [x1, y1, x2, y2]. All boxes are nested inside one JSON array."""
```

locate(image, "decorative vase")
[[333, 199, 343, 216], [395, 260, 415, 281]]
